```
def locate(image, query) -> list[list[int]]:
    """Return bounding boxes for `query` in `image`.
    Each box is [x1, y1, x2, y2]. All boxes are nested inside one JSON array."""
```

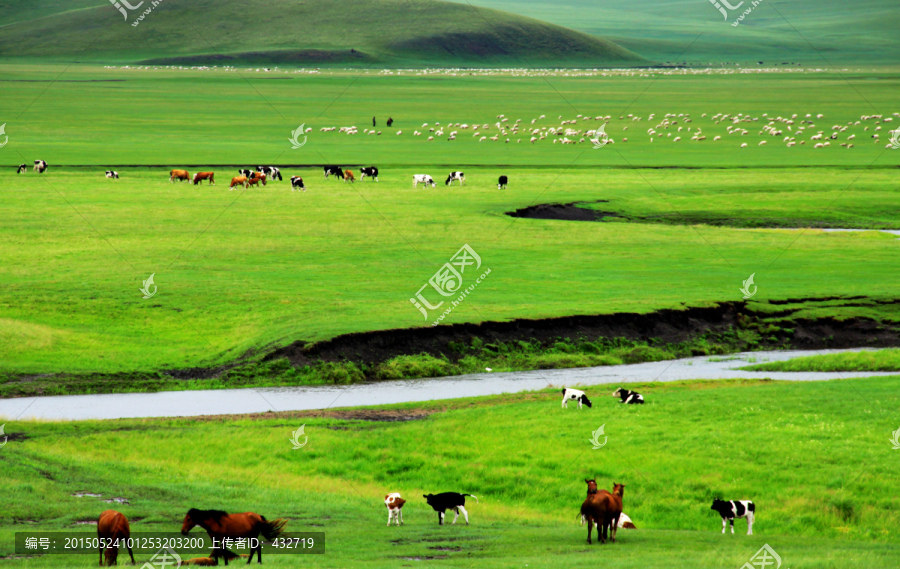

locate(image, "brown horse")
[[581, 479, 610, 544], [170, 169, 190, 182], [248, 173, 267, 187], [181, 509, 287, 565], [193, 172, 215, 185], [230, 176, 249, 190], [606, 483, 625, 542], [97, 510, 135, 566]]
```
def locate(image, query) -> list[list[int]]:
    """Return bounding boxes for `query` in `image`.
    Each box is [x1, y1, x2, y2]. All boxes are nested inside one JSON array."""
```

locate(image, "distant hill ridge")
[[0, 0, 646, 66]]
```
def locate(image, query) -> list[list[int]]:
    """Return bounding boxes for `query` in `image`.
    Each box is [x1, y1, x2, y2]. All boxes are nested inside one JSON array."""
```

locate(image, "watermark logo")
[[409, 244, 490, 325], [890, 128, 900, 150], [140, 273, 157, 299], [589, 424, 607, 449], [0, 123, 8, 149], [141, 547, 181, 569], [708, 0, 744, 20], [590, 123, 610, 149], [0, 424, 8, 449], [890, 427, 900, 450], [289, 124, 308, 149], [740, 544, 782, 569], [289, 425, 308, 449], [109, 0, 144, 20], [740, 273, 757, 299]]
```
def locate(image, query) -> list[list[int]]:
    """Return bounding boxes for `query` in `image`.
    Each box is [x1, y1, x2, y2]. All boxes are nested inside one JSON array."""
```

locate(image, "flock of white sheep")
[[313, 111, 900, 150]]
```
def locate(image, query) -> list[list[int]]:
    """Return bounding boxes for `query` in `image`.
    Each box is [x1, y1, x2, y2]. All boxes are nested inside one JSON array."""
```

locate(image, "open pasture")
[[2, 65, 900, 377], [2, 65, 899, 167], [1, 377, 899, 567], [2, 165, 899, 376]]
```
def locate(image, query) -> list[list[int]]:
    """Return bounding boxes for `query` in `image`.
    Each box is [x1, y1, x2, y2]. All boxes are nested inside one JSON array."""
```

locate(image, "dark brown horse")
[[181, 509, 287, 565], [97, 509, 135, 566]]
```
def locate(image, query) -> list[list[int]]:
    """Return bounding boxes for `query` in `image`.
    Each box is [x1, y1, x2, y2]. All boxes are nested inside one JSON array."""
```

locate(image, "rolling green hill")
[[456, 0, 900, 64], [0, 0, 644, 66]]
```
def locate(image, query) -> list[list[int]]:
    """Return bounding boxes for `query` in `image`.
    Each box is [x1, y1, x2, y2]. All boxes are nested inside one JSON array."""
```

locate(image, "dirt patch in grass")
[[506, 201, 618, 221], [186, 408, 434, 423]]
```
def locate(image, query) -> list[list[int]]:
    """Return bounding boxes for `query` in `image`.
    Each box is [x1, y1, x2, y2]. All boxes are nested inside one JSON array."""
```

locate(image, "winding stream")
[[1, 348, 896, 421]]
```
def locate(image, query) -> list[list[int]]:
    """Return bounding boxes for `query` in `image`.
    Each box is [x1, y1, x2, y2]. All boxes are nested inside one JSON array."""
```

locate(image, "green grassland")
[[1, 67, 899, 379], [743, 348, 900, 372], [0, 0, 641, 67], [2, 65, 899, 167], [1, 378, 899, 567], [463, 0, 900, 65], [2, 165, 899, 377]]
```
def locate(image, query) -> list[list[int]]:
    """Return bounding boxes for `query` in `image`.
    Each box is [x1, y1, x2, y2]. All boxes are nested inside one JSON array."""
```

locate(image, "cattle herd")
[[16, 160, 47, 174], [378, 385, 755, 548], [14, 162, 511, 193], [85, 383, 754, 565]]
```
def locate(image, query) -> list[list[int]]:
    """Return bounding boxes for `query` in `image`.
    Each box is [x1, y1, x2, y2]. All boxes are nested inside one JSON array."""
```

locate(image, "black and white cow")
[[16, 164, 26, 174], [239, 169, 253, 178], [360, 166, 379, 182], [423, 492, 478, 525], [257, 166, 282, 181], [497, 175, 508, 189], [561, 387, 592, 409], [324, 165, 344, 179], [612, 388, 644, 404], [34, 160, 47, 174], [710, 499, 755, 535], [413, 174, 435, 188], [105, 171, 119, 179], [290, 175, 306, 192], [445, 171, 465, 186]]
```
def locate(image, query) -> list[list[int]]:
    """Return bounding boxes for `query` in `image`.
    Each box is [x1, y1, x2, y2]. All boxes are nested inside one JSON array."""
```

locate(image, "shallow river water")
[[1, 348, 896, 421]]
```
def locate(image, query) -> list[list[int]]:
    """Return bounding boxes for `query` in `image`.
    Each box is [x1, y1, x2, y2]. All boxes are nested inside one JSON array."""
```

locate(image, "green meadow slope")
[[2, 379, 900, 567], [0, 0, 644, 66], [458, 0, 900, 64]]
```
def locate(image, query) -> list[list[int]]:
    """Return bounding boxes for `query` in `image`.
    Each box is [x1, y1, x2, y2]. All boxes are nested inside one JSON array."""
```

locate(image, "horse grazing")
[[170, 169, 190, 182], [230, 176, 249, 190], [97, 510, 135, 566], [181, 508, 287, 565], [193, 172, 215, 185], [580, 479, 623, 544]]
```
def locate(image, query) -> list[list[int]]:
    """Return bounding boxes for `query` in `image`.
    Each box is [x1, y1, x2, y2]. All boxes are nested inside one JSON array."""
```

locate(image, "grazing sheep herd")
[[310, 110, 900, 150]]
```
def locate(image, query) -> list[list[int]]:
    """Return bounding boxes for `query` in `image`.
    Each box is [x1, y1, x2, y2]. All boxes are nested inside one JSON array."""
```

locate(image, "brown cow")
[[230, 176, 249, 190], [248, 173, 267, 187], [343, 169, 355, 183], [193, 172, 215, 185], [170, 169, 190, 182], [97, 510, 135, 566], [385, 493, 406, 526]]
